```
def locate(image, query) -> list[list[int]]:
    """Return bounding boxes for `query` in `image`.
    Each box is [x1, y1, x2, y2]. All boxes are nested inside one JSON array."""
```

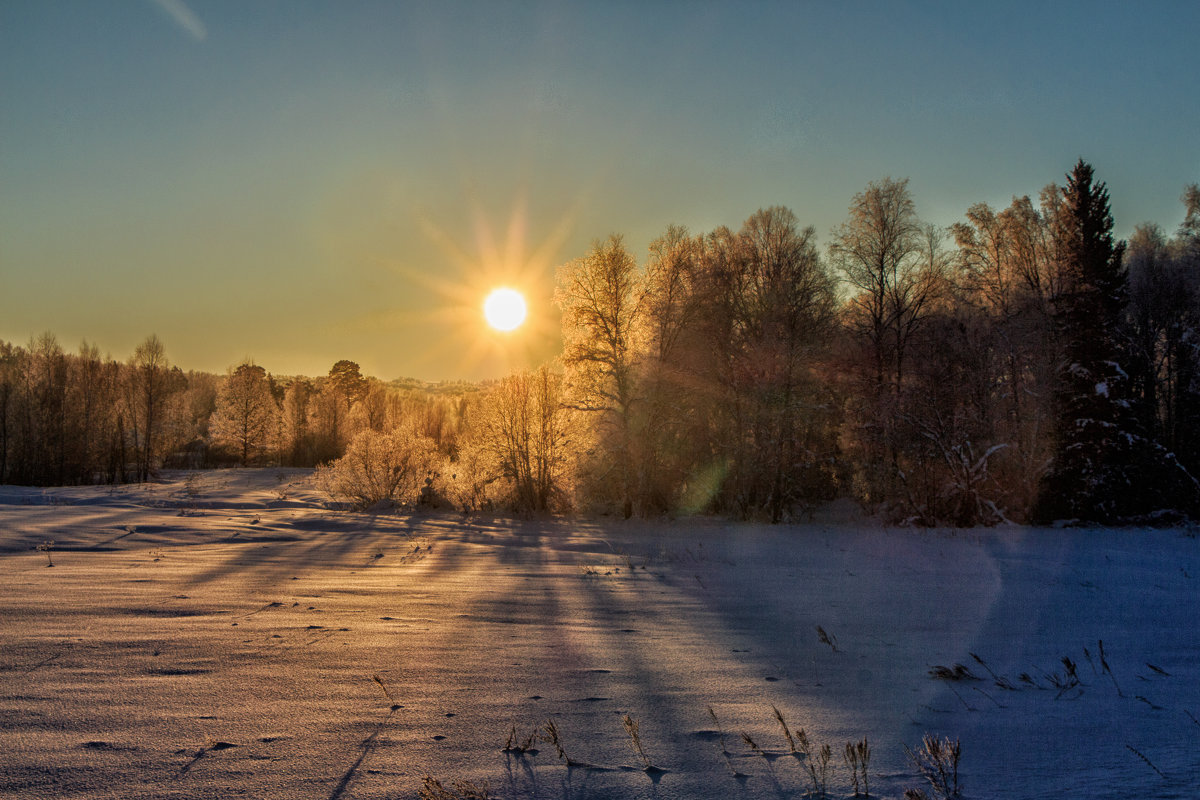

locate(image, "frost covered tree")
[[1035, 161, 1197, 522], [1171, 185, 1200, 471], [556, 235, 642, 517], [0, 337, 126, 485], [209, 362, 280, 466], [467, 366, 570, 512]]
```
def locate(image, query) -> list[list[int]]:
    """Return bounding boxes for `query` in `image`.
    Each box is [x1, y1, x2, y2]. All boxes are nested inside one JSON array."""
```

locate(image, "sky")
[[2, 1, 1197, 382]]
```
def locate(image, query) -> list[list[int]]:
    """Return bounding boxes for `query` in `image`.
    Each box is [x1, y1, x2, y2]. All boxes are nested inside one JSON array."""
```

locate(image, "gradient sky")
[[2, 1, 1197, 381]]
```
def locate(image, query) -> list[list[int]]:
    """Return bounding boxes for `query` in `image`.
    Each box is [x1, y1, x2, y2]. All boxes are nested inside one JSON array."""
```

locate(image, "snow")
[[1, 469, 1198, 799]]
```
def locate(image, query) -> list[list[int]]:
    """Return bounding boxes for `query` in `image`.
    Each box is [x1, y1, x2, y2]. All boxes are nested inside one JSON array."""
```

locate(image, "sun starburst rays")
[[383, 189, 569, 378]]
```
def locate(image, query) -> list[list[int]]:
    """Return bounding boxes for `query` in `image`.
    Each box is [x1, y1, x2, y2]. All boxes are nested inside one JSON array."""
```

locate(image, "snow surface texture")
[[1, 469, 1197, 800]]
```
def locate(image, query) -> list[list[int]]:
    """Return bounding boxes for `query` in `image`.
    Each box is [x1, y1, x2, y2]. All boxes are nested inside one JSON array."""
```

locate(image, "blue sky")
[[2, 1, 1197, 380]]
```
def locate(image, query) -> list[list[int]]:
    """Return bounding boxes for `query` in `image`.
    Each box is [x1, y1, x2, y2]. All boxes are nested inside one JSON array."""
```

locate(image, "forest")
[[4, 161, 1199, 526]]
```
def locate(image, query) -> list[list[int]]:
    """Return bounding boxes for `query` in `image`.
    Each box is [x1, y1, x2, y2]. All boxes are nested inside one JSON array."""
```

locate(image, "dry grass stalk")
[[795, 726, 830, 796], [810, 743, 832, 796], [970, 652, 1018, 690], [772, 705, 796, 753], [541, 718, 570, 764], [739, 730, 763, 755], [622, 714, 651, 769], [706, 706, 744, 777], [1099, 639, 1123, 697], [929, 664, 978, 681], [706, 706, 729, 755], [371, 674, 393, 702], [502, 725, 538, 754], [816, 625, 839, 652], [1048, 656, 1081, 699]]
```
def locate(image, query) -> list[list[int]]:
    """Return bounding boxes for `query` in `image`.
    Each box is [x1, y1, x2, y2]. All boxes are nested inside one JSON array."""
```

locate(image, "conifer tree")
[[1036, 161, 1197, 522]]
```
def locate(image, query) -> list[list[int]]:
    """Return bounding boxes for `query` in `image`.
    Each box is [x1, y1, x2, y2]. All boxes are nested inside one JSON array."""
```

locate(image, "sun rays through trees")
[[3, 163, 1199, 524]]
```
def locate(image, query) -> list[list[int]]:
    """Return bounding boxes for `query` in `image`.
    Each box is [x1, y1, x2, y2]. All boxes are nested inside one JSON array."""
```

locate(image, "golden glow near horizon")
[[483, 287, 528, 331]]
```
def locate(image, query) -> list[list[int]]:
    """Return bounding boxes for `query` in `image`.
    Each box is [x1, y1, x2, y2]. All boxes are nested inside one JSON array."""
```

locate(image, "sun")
[[483, 287, 528, 332]]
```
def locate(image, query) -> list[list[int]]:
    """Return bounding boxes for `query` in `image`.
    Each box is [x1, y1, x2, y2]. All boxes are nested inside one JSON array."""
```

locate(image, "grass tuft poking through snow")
[[844, 737, 871, 797], [905, 734, 961, 799], [542, 718, 587, 766], [796, 726, 832, 796], [929, 663, 979, 681], [501, 725, 539, 755], [370, 674, 401, 710]]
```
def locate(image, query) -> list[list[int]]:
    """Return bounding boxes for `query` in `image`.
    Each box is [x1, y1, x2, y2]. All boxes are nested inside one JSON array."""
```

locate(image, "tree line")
[[0, 340, 468, 488], [4, 161, 1198, 524], [547, 162, 1200, 525]]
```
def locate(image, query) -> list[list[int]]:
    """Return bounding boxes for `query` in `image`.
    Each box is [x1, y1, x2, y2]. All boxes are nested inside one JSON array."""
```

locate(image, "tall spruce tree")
[[1036, 161, 1198, 522]]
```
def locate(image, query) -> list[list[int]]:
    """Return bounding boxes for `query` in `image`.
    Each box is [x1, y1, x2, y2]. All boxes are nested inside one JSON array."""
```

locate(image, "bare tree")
[[829, 179, 941, 501], [829, 178, 926, 398], [28, 333, 68, 485], [706, 208, 839, 520], [70, 341, 119, 482], [0, 341, 20, 483], [1181, 183, 1200, 252], [126, 335, 177, 482], [1126, 215, 1200, 472], [948, 197, 1059, 519], [635, 224, 704, 513], [280, 378, 315, 466]]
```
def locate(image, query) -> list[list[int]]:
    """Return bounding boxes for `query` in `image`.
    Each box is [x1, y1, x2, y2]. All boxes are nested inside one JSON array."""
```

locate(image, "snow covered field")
[[1, 469, 1197, 799]]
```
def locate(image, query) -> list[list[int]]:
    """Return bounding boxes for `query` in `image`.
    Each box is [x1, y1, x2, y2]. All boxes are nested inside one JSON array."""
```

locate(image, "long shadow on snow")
[[180, 513, 420, 588], [408, 522, 801, 798]]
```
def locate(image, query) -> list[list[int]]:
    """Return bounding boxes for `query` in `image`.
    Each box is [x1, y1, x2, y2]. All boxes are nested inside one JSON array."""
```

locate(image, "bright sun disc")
[[483, 288, 527, 331]]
